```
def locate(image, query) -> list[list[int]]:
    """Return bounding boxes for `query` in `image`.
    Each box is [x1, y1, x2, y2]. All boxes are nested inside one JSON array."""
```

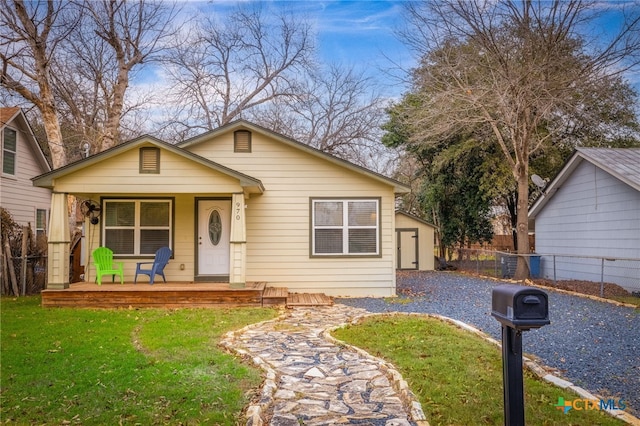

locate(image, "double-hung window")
[[36, 209, 47, 237], [3, 128, 17, 175], [103, 199, 172, 256], [311, 198, 380, 256]]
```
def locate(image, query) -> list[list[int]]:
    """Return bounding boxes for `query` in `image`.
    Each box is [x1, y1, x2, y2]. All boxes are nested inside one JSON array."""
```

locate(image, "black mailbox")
[[492, 284, 550, 426], [491, 285, 549, 330]]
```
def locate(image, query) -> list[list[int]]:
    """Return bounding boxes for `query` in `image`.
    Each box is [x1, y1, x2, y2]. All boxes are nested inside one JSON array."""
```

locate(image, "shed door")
[[197, 200, 231, 277], [397, 229, 419, 270]]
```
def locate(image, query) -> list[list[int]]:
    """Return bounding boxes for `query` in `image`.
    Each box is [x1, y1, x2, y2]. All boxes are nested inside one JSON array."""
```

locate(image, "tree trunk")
[[4, 241, 19, 296], [100, 65, 129, 151], [514, 169, 531, 279], [505, 193, 517, 251], [40, 104, 66, 168], [20, 225, 29, 296]]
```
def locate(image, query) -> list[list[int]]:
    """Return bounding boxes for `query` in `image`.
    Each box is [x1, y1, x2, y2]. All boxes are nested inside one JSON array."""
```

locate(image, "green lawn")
[[333, 314, 627, 426], [2, 297, 629, 425], [0, 296, 277, 425]]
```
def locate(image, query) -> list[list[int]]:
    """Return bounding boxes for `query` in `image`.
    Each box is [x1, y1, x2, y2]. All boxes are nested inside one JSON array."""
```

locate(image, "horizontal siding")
[[1, 123, 51, 226], [55, 146, 243, 194], [536, 161, 640, 260], [70, 131, 398, 297], [535, 162, 639, 290], [84, 194, 196, 282], [1, 179, 52, 226], [188, 131, 397, 297]]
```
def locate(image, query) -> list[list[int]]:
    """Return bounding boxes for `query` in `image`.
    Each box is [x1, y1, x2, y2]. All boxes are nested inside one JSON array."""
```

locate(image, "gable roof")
[[1, 107, 51, 172], [0, 107, 20, 124], [529, 147, 640, 218], [395, 210, 437, 229], [178, 119, 410, 194], [32, 135, 265, 194]]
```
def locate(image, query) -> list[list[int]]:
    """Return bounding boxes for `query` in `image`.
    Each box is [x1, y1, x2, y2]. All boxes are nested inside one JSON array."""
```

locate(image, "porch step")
[[262, 287, 288, 307], [286, 292, 334, 307]]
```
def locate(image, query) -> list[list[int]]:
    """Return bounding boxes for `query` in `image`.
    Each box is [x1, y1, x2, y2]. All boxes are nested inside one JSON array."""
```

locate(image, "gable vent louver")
[[234, 130, 252, 153], [140, 147, 160, 173]]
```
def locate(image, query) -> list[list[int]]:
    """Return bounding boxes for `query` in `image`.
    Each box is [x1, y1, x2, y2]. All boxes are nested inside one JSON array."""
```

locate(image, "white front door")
[[197, 200, 231, 277]]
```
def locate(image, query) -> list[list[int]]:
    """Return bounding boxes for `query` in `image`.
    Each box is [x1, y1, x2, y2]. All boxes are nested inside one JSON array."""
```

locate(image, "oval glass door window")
[[209, 210, 222, 245]]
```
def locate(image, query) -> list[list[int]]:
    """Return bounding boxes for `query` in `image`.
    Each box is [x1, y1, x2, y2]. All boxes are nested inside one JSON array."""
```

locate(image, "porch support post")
[[229, 193, 247, 288], [47, 192, 70, 289]]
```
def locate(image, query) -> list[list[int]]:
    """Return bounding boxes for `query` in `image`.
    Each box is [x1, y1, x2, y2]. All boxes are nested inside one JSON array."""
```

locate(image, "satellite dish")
[[531, 174, 547, 189], [80, 142, 90, 158]]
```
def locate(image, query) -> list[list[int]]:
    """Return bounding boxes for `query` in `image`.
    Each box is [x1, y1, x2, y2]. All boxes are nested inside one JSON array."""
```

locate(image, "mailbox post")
[[491, 285, 550, 426]]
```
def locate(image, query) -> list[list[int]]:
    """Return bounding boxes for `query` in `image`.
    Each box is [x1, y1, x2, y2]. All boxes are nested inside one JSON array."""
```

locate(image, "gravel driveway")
[[335, 271, 640, 417]]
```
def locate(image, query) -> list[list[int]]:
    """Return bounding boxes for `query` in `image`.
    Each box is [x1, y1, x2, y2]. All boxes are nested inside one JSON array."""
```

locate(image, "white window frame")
[[36, 209, 47, 237], [311, 198, 380, 257], [102, 199, 173, 256], [2, 127, 17, 176]]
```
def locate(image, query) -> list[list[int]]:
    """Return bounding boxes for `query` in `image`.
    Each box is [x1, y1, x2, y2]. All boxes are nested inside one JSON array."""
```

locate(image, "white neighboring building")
[[1, 108, 52, 236], [529, 148, 640, 292]]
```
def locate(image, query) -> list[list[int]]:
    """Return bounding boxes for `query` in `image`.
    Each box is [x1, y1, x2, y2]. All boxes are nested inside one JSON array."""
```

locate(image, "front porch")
[[41, 281, 333, 309]]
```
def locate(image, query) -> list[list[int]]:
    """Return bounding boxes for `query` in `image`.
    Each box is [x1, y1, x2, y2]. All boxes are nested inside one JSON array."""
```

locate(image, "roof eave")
[[32, 135, 264, 191], [576, 148, 640, 193], [528, 151, 582, 219], [3, 109, 51, 172], [179, 119, 411, 193], [529, 148, 640, 219]]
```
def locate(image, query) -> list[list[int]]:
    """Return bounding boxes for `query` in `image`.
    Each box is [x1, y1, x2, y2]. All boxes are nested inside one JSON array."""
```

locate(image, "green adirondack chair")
[[92, 247, 124, 285]]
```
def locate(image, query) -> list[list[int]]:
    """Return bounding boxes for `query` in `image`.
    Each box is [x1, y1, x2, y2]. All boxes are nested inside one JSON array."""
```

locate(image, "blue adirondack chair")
[[134, 247, 172, 284], [92, 247, 124, 285]]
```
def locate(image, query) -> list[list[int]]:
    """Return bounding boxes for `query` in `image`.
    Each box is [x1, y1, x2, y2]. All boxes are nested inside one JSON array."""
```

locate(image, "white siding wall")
[[535, 161, 640, 289], [0, 124, 51, 228], [187, 133, 398, 297]]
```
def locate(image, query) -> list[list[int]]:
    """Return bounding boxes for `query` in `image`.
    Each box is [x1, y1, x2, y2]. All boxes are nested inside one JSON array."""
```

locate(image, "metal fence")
[[1, 254, 47, 296], [452, 248, 640, 297]]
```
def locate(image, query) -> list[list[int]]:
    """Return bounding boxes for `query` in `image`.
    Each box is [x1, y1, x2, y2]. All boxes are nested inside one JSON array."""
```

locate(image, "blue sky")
[[181, 1, 416, 97], [298, 1, 411, 69], [296, 1, 414, 96], [160, 0, 639, 104], [196, 1, 639, 95]]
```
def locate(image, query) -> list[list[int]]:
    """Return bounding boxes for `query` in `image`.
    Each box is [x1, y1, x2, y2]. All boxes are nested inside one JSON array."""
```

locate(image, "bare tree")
[[159, 3, 313, 139], [251, 64, 390, 169], [398, 0, 640, 278], [1, 0, 177, 164], [0, 0, 80, 168], [59, 0, 177, 152]]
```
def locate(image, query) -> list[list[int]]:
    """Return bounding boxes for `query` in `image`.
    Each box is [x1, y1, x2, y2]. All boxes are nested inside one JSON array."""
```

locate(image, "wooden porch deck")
[[41, 281, 333, 309]]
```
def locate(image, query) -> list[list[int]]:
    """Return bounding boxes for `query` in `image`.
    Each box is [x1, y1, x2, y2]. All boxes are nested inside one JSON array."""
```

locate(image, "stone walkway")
[[220, 304, 428, 426]]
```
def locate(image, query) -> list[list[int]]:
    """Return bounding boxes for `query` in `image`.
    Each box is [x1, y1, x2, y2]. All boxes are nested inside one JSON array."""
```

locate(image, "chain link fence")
[[1, 207, 49, 296], [451, 248, 640, 298], [1, 254, 47, 296]]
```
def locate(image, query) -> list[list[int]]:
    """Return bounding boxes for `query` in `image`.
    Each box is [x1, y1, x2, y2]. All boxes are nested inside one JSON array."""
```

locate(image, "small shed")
[[395, 211, 436, 271]]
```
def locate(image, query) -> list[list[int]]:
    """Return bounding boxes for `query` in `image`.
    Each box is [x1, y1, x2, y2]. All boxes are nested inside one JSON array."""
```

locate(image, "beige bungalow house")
[[33, 120, 410, 298]]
